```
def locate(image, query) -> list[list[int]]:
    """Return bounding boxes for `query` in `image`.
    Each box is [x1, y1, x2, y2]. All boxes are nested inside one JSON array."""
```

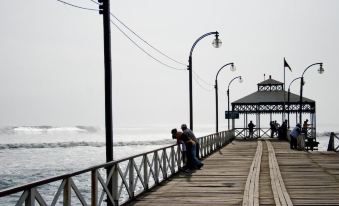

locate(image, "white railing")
[[0, 130, 234, 206], [234, 128, 272, 139]]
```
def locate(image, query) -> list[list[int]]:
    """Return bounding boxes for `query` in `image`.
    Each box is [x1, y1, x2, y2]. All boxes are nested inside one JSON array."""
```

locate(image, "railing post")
[[112, 165, 119, 205], [327, 132, 335, 151], [220, 132, 223, 146], [203, 137, 207, 157], [216, 133, 219, 149], [224, 131, 227, 145], [162, 149, 167, 179], [206, 136, 209, 154], [25, 188, 35, 206], [210, 135, 213, 153], [177, 144, 182, 169], [171, 146, 175, 174], [154, 151, 159, 184], [220, 133, 222, 147], [143, 154, 149, 190], [219, 132, 222, 148], [63, 178, 71, 206], [129, 159, 135, 198], [91, 170, 98, 206]]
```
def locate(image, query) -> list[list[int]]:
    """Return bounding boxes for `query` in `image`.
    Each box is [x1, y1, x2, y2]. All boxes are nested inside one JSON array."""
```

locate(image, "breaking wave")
[[0, 126, 100, 134], [0, 139, 174, 150]]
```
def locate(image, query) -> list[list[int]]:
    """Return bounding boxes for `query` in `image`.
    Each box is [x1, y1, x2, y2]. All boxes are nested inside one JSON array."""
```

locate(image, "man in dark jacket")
[[248, 121, 255, 139], [172, 128, 203, 171]]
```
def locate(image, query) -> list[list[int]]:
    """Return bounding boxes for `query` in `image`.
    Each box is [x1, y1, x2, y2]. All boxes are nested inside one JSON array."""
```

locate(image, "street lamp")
[[227, 76, 243, 130], [287, 77, 301, 128], [188, 31, 222, 131], [299, 63, 324, 124], [214, 63, 236, 133]]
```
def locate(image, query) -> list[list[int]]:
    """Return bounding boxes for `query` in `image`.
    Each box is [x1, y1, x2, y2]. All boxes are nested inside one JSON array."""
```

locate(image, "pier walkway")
[[127, 139, 339, 206]]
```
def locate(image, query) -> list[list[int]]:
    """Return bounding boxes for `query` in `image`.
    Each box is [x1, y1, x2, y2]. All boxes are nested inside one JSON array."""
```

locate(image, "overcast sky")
[[0, 0, 338, 131]]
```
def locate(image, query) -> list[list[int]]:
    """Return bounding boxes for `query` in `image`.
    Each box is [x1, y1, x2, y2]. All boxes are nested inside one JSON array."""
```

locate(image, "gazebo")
[[231, 75, 316, 139]]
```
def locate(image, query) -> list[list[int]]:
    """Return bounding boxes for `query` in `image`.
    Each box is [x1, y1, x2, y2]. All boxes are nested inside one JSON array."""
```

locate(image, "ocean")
[[0, 124, 337, 205]]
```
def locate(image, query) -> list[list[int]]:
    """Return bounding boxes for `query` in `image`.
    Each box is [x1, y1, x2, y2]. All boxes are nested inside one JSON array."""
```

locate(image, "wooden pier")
[[126, 139, 339, 206]]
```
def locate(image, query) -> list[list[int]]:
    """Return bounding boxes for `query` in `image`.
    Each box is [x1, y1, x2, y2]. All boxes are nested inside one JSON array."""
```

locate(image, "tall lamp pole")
[[188, 31, 222, 131], [299, 63, 324, 124], [214, 63, 235, 133], [287, 77, 301, 129], [227, 76, 243, 130], [99, 0, 113, 168], [99, 1, 114, 205]]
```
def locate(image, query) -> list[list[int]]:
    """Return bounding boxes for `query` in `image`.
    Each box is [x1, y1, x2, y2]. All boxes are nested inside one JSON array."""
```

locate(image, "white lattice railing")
[[234, 128, 272, 139], [0, 130, 234, 206]]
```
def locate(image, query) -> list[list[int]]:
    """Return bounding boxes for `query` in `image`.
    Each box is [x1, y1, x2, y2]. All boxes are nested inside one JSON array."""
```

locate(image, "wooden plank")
[[272, 140, 339, 206], [266, 140, 293, 206], [126, 139, 339, 206], [130, 141, 257, 206]]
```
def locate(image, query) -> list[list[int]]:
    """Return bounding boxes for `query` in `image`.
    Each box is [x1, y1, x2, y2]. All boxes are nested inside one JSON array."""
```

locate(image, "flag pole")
[[284, 58, 292, 124], [283, 58, 286, 122]]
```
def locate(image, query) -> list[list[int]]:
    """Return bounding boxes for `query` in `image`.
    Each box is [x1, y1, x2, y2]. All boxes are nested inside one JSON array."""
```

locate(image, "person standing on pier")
[[181, 124, 200, 159], [171, 128, 203, 171], [290, 124, 301, 149], [278, 120, 288, 140], [270, 121, 275, 138], [248, 120, 255, 139], [302, 119, 310, 138]]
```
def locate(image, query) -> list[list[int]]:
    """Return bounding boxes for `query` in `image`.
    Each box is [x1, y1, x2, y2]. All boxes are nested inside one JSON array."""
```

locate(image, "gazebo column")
[[255, 113, 260, 136], [313, 113, 316, 140], [270, 113, 272, 123], [258, 113, 261, 138], [256, 105, 260, 138], [243, 114, 245, 133], [245, 113, 248, 137], [232, 105, 235, 130]]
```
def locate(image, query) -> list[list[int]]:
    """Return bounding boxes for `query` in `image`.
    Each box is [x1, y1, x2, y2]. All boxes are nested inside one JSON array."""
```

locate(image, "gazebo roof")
[[257, 78, 283, 86], [233, 90, 315, 104]]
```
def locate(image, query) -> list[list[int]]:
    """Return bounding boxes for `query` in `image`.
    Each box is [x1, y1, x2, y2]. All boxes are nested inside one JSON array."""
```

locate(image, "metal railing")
[[0, 130, 234, 206], [234, 128, 272, 139], [234, 127, 316, 140]]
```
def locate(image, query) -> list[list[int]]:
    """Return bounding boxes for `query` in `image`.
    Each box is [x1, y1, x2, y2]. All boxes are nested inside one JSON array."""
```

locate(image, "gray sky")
[[0, 0, 338, 130]]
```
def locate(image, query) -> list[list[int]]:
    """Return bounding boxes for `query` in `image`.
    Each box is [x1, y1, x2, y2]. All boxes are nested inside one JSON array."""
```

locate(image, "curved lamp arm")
[[215, 63, 234, 82], [228, 76, 242, 91], [302, 62, 323, 77], [189, 31, 219, 57], [288, 77, 302, 91]]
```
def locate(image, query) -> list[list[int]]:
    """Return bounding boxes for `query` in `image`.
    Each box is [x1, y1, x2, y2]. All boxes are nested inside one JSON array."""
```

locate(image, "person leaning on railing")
[[181, 124, 200, 159], [171, 128, 204, 172], [290, 123, 301, 150]]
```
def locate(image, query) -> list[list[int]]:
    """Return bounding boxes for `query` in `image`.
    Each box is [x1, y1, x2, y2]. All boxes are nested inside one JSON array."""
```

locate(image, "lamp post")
[[188, 31, 222, 131], [299, 63, 324, 124], [214, 63, 235, 133], [99, 0, 114, 205], [227, 76, 243, 130], [287, 77, 301, 129]]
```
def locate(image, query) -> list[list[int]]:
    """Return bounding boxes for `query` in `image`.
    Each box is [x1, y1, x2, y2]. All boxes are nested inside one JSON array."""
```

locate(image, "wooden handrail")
[[0, 143, 177, 197], [0, 130, 235, 205]]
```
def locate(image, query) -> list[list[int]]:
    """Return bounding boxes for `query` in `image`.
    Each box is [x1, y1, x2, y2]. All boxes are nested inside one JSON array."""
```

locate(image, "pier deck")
[[127, 139, 339, 206]]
